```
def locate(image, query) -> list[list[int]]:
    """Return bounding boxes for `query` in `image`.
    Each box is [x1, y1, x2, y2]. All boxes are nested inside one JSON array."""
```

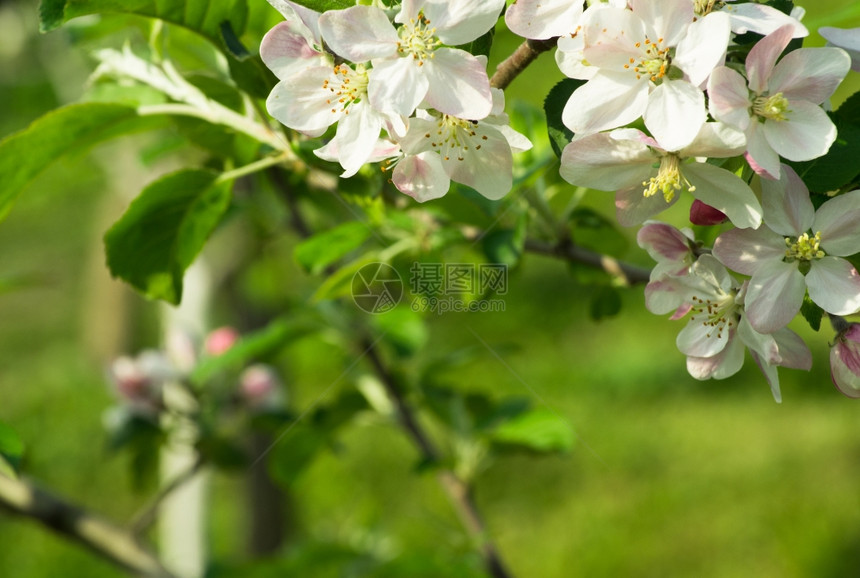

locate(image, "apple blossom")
[[670, 256, 812, 402], [108, 351, 175, 414], [707, 24, 851, 179], [637, 221, 699, 315], [390, 90, 532, 202], [563, 0, 731, 151], [713, 166, 860, 334], [831, 323, 860, 399], [505, 0, 585, 40], [559, 124, 762, 228], [318, 0, 503, 119]]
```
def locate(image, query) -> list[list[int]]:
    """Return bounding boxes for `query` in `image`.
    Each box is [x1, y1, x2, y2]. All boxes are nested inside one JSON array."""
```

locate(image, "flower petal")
[[760, 164, 814, 236], [768, 47, 851, 104], [746, 24, 794, 95], [745, 120, 781, 180], [424, 0, 506, 46], [443, 125, 513, 200], [645, 80, 706, 152], [562, 73, 649, 136], [392, 152, 450, 202], [368, 58, 429, 117], [677, 314, 730, 358], [674, 11, 730, 87], [615, 185, 678, 226], [266, 67, 340, 136], [684, 162, 763, 229], [559, 131, 655, 190], [681, 121, 746, 159], [745, 260, 806, 333], [727, 4, 807, 38], [762, 100, 837, 162], [686, 335, 745, 380], [820, 26, 860, 72], [806, 257, 860, 316], [707, 66, 752, 131], [422, 48, 493, 120], [712, 227, 785, 276], [813, 190, 860, 256], [637, 221, 694, 263], [260, 21, 325, 81], [631, 0, 694, 47], [318, 5, 398, 62], [505, 0, 584, 40], [333, 102, 384, 177]]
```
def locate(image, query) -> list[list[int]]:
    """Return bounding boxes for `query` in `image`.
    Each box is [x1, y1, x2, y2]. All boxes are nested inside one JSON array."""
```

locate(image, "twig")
[[362, 339, 515, 578], [0, 474, 175, 577], [524, 238, 652, 286], [490, 38, 558, 90], [129, 455, 205, 539]]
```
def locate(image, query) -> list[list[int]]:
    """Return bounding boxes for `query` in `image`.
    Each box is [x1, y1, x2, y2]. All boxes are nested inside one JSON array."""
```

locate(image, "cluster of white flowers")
[[261, 0, 531, 202], [260, 0, 860, 400], [508, 0, 858, 399]]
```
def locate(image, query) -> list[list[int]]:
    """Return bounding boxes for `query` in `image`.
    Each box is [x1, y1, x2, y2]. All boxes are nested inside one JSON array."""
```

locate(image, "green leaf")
[[491, 408, 573, 453], [371, 307, 428, 357], [290, 0, 354, 11], [40, 0, 248, 48], [191, 317, 317, 384], [544, 78, 585, 158], [0, 421, 24, 477], [800, 294, 823, 332], [312, 253, 384, 302], [0, 103, 144, 221], [104, 169, 233, 304], [482, 213, 527, 268], [294, 221, 373, 275], [836, 90, 860, 126]]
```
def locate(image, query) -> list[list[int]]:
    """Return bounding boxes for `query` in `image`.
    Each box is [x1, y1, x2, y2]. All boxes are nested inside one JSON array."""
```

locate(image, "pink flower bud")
[[205, 327, 240, 356], [689, 200, 727, 226], [831, 324, 860, 398], [239, 364, 284, 409], [108, 351, 173, 413]]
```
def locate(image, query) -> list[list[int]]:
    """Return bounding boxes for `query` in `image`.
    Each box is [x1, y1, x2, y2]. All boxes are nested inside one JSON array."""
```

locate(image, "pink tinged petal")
[[686, 335, 745, 381], [506, 0, 585, 40], [707, 67, 752, 131], [424, 0, 506, 46], [769, 48, 851, 104], [422, 49, 492, 120], [712, 227, 785, 276], [582, 8, 646, 70], [727, 4, 808, 38], [813, 190, 860, 256], [318, 6, 398, 62], [746, 24, 794, 95], [820, 27, 860, 72], [443, 126, 513, 200], [266, 68, 340, 136], [645, 275, 688, 315], [562, 72, 649, 136], [677, 315, 731, 358], [744, 259, 806, 334], [559, 131, 655, 190], [690, 199, 727, 225], [831, 326, 860, 398], [681, 122, 746, 159], [760, 164, 814, 236], [260, 22, 325, 81], [631, 0, 694, 47], [645, 80, 706, 152], [333, 103, 384, 177], [738, 316, 781, 367], [615, 185, 679, 227], [637, 221, 694, 263], [806, 257, 860, 316], [368, 58, 429, 117], [398, 118, 436, 155], [749, 350, 783, 403], [392, 152, 450, 202], [674, 12, 731, 87], [745, 121, 781, 180], [762, 101, 837, 162], [771, 327, 813, 371], [684, 162, 763, 229]]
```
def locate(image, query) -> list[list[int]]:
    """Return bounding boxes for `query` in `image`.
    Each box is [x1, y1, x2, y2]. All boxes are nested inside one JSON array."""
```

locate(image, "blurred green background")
[[1, 1, 860, 577]]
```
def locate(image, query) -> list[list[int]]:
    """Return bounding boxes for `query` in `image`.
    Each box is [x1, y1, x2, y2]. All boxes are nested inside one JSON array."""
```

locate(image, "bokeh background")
[[1, 0, 860, 576]]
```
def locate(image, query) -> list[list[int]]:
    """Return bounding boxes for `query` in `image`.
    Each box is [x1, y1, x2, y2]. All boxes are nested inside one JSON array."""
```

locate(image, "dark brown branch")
[[0, 474, 175, 577], [362, 339, 514, 578], [524, 238, 652, 285], [490, 38, 558, 90]]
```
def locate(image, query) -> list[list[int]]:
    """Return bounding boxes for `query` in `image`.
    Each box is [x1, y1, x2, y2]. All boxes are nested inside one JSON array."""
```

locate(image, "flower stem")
[[490, 38, 557, 90]]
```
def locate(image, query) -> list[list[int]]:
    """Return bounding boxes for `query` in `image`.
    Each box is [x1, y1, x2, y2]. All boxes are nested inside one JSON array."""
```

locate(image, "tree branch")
[[524, 238, 652, 285], [490, 38, 558, 90], [361, 339, 515, 578], [0, 474, 175, 578]]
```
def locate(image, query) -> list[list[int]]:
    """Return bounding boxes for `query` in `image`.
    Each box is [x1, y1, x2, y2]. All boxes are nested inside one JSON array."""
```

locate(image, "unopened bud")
[[239, 364, 285, 409], [831, 324, 860, 398], [205, 326, 240, 356], [689, 199, 727, 226]]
